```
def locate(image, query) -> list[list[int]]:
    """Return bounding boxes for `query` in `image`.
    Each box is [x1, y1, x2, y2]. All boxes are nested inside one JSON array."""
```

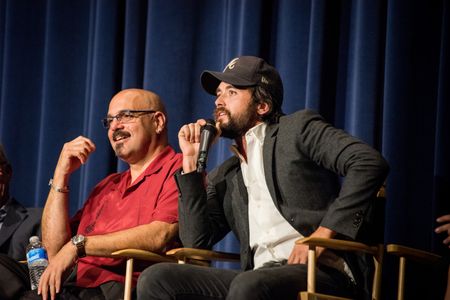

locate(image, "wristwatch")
[[71, 234, 86, 258]]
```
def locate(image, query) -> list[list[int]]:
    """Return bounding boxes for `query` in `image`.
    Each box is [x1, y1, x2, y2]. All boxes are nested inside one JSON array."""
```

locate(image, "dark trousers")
[[0, 253, 30, 299], [0, 253, 131, 300], [137, 262, 357, 300]]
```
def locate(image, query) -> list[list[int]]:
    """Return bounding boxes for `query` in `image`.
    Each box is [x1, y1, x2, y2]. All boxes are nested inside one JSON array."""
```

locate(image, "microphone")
[[197, 119, 218, 173]]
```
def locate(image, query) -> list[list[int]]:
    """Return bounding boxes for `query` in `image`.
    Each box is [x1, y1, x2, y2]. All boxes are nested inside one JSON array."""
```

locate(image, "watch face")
[[71, 235, 86, 258], [72, 235, 85, 244]]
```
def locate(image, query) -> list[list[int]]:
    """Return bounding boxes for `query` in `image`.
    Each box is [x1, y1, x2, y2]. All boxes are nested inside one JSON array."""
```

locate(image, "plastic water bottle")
[[26, 236, 48, 290]]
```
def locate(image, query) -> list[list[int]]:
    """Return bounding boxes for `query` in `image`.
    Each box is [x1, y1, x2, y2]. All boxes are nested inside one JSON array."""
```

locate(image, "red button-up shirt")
[[70, 146, 182, 288]]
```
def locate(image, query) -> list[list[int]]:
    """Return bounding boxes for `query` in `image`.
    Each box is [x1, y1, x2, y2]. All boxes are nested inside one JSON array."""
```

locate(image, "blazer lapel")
[[232, 167, 250, 245], [0, 200, 27, 247], [263, 123, 280, 209]]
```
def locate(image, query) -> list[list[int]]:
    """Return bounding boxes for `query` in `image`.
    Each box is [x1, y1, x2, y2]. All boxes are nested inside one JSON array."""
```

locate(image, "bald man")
[[35, 89, 182, 300]]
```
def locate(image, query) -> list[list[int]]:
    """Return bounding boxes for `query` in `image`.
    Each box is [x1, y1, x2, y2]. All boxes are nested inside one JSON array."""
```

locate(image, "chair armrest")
[[108, 249, 176, 300], [296, 237, 380, 256], [386, 244, 442, 264], [111, 249, 177, 263], [166, 247, 240, 263], [297, 237, 384, 299]]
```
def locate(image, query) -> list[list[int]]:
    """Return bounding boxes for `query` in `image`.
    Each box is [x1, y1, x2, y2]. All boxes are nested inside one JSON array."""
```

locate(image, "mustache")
[[213, 107, 230, 121], [112, 130, 131, 141]]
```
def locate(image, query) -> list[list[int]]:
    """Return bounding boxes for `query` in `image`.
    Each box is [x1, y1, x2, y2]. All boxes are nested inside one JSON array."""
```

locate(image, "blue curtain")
[[1, 0, 449, 298]]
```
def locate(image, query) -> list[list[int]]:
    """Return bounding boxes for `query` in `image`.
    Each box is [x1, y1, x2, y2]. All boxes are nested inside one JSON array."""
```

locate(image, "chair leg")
[[371, 246, 383, 300], [397, 257, 406, 300], [307, 247, 317, 293], [124, 258, 134, 300]]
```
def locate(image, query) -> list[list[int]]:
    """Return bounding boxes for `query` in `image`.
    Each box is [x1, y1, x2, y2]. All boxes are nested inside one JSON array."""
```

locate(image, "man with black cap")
[[137, 56, 389, 299]]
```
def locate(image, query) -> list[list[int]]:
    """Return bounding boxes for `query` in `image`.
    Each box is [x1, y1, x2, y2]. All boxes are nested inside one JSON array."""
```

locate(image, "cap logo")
[[223, 58, 239, 72], [261, 76, 269, 84]]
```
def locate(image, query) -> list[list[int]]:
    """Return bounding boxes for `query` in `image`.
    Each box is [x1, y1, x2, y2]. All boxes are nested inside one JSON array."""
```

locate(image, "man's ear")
[[154, 112, 166, 134], [256, 101, 270, 116]]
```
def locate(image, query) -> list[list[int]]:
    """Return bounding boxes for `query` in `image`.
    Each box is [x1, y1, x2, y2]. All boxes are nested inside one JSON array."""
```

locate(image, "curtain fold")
[[0, 0, 448, 298]]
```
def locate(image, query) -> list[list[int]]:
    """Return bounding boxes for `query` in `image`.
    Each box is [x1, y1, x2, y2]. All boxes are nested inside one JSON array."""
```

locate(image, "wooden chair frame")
[[386, 244, 442, 300], [110, 249, 177, 300], [298, 185, 386, 300], [108, 248, 231, 300], [297, 237, 384, 300]]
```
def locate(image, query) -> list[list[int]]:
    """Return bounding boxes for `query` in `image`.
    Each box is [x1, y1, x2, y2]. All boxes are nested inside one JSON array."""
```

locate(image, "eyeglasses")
[[101, 110, 156, 129]]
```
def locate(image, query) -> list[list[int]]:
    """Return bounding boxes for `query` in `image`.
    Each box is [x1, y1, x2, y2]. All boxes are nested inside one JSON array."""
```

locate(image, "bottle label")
[[27, 248, 48, 263]]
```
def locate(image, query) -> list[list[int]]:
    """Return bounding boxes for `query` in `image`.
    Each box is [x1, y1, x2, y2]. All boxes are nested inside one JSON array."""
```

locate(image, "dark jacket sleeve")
[[288, 109, 389, 239], [175, 168, 231, 249]]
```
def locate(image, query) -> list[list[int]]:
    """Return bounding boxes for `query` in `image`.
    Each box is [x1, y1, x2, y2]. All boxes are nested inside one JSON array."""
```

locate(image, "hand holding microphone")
[[178, 119, 219, 173], [196, 119, 218, 173]]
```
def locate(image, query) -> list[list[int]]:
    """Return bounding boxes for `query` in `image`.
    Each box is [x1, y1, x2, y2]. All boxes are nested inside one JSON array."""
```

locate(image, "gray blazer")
[[0, 198, 42, 261], [175, 109, 388, 277]]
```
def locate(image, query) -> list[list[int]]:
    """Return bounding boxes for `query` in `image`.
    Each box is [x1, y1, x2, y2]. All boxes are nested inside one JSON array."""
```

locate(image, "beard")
[[214, 102, 260, 139], [114, 143, 125, 157]]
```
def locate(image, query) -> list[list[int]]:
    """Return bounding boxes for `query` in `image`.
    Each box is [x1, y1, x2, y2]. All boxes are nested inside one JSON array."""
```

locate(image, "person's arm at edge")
[[42, 136, 95, 258]]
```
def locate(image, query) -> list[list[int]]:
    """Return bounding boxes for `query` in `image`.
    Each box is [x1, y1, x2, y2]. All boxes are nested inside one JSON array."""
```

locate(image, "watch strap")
[[72, 235, 86, 258]]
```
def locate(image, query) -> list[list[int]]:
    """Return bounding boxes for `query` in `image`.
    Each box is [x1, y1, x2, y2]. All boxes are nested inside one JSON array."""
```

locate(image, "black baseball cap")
[[201, 56, 283, 108]]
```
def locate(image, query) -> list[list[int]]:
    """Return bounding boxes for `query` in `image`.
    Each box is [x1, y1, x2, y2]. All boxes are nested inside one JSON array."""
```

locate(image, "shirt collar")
[[230, 122, 267, 161], [120, 145, 177, 189], [246, 122, 267, 144]]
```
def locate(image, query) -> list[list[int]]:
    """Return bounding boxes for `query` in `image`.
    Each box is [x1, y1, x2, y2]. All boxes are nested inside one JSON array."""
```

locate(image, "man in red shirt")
[[38, 89, 182, 299]]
